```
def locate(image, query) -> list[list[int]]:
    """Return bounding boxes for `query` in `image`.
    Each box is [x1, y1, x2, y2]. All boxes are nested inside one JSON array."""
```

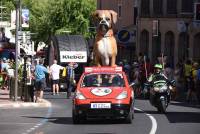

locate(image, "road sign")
[[117, 29, 131, 43], [18, 31, 30, 43]]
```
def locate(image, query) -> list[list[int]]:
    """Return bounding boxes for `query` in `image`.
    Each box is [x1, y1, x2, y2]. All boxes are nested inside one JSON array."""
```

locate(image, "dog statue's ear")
[[92, 10, 100, 18], [109, 10, 117, 24], [91, 10, 100, 26]]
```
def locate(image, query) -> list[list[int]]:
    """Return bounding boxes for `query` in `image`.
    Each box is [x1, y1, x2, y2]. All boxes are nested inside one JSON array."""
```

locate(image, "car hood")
[[79, 87, 125, 99]]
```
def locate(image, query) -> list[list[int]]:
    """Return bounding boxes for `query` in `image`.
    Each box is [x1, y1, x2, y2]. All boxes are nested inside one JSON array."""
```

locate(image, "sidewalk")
[[0, 89, 51, 108]]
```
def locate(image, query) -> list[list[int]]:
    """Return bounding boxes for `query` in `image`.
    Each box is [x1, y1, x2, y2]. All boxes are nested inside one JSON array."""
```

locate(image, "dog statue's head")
[[92, 10, 117, 34]]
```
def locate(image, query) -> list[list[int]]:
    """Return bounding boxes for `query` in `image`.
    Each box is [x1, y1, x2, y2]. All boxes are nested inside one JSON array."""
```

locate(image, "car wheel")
[[72, 110, 80, 124], [125, 104, 134, 124]]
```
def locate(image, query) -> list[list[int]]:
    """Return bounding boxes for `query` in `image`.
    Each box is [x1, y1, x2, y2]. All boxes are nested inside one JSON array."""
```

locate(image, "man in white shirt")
[[50, 60, 64, 95]]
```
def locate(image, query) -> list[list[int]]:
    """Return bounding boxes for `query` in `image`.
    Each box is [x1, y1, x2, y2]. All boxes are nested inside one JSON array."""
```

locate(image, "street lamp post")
[[14, 0, 20, 101]]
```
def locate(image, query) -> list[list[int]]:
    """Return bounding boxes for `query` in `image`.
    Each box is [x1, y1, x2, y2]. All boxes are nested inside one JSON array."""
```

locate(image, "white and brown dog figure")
[[92, 10, 118, 67]]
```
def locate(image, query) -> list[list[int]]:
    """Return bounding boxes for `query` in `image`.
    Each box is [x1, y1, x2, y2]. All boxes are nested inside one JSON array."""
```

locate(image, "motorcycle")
[[148, 80, 175, 113]]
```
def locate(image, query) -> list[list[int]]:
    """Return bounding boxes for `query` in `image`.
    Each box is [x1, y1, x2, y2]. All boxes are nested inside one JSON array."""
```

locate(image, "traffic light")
[[195, 3, 200, 21]]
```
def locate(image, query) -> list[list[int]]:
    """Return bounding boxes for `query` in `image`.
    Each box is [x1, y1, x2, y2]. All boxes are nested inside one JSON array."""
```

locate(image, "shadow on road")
[[170, 101, 200, 109], [140, 110, 200, 123], [165, 111, 200, 123], [49, 117, 129, 125], [22, 116, 130, 125]]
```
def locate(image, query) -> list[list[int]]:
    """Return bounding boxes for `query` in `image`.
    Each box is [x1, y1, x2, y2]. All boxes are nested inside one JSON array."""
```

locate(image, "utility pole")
[[19, 0, 22, 31], [14, 0, 20, 101]]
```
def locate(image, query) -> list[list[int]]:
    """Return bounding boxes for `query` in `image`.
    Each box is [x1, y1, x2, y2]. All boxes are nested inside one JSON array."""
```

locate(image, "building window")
[[153, 0, 163, 16], [141, 0, 150, 17], [181, 0, 194, 13], [167, 0, 177, 14], [99, 0, 102, 9], [118, 5, 122, 18], [134, 7, 138, 25]]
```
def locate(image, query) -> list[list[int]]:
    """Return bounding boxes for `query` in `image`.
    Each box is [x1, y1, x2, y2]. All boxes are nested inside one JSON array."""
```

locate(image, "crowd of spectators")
[[118, 53, 200, 105]]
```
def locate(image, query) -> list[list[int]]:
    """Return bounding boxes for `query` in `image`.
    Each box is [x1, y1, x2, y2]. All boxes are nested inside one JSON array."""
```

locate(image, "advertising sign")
[[22, 9, 29, 28], [60, 51, 87, 63], [11, 9, 29, 28]]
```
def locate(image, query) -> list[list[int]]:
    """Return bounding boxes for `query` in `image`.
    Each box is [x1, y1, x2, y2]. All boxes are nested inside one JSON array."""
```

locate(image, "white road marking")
[[21, 102, 52, 134], [30, 127, 35, 130], [0, 122, 35, 125], [135, 107, 157, 134]]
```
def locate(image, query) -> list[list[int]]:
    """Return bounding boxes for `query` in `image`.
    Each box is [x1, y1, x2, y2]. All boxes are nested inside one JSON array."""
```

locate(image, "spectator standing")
[[34, 59, 49, 102], [0, 59, 2, 72], [66, 62, 78, 99], [50, 60, 64, 95], [1, 58, 10, 72], [131, 62, 142, 97], [1, 58, 10, 90], [174, 62, 183, 100], [184, 59, 192, 92], [140, 58, 153, 86], [196, 65, 200, 104], [123, 60, 131, 80], [186, 62, 198, 103], [164, 63, 174, 81]]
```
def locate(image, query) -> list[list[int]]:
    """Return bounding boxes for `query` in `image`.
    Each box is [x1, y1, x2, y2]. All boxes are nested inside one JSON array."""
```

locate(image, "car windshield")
[[81, 73, 125, 87]]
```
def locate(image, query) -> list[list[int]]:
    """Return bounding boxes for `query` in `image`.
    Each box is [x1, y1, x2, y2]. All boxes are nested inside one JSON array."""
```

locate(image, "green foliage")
[[2, 0, 96, 42], [30, 0, 96, 41]]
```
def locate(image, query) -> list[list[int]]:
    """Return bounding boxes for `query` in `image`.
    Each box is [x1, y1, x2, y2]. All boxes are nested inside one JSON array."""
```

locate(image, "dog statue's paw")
[[112, 64, 117, 67]]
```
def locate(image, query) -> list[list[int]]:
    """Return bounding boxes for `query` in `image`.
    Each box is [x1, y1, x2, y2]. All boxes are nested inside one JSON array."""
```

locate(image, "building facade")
[[137, 0, 200, 66], [97, 0, 200, 66]]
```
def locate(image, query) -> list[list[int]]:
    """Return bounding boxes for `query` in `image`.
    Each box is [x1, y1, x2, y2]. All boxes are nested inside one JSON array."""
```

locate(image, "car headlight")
[[75, 91, 86, 100], [116, 91, 128, 100]]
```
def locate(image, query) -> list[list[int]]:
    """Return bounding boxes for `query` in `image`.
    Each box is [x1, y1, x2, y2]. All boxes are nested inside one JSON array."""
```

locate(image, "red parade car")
[[72, 66, 135, 124]]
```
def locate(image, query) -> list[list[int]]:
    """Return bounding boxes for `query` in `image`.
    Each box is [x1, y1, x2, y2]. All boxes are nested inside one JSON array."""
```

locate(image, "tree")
[[47, 0, 96, 38], [2, 0, 96, 42]]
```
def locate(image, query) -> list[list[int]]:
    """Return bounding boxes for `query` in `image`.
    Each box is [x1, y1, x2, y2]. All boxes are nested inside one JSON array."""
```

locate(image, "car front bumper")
[[73, 104, 131, 119]]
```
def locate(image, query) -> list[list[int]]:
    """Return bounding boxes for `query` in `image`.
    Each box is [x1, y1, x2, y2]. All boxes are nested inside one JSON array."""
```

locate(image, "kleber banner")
[[60, 51, 87, 63]]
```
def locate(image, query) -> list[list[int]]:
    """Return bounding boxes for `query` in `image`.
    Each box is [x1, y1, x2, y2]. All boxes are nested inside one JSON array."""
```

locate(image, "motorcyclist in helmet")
[[148, 64, 170, 85]]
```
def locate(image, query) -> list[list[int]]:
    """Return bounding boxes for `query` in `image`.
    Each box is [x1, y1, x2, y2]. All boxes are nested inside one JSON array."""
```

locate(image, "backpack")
[[62, 67, 67, 77]]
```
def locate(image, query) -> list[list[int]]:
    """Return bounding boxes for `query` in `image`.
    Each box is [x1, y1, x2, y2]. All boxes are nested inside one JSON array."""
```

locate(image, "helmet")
[[154, 64, 162, 69]]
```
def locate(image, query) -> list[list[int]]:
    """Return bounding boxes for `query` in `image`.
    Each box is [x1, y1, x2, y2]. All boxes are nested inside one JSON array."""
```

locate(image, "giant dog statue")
[[92, 10, 118, 67]]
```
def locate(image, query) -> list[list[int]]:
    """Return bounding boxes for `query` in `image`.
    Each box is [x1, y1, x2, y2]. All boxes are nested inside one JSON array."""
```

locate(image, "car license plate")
[[91, 103, 111, 109]]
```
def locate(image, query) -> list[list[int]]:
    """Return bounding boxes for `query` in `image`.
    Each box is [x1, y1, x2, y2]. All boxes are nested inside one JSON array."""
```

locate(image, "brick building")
[[138, 0, 200, 67], [97, 0, 200, 66]]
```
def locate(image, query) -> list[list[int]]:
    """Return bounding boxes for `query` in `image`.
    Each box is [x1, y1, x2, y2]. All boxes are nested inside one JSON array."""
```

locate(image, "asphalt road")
[[0, 92, 200, 134]]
